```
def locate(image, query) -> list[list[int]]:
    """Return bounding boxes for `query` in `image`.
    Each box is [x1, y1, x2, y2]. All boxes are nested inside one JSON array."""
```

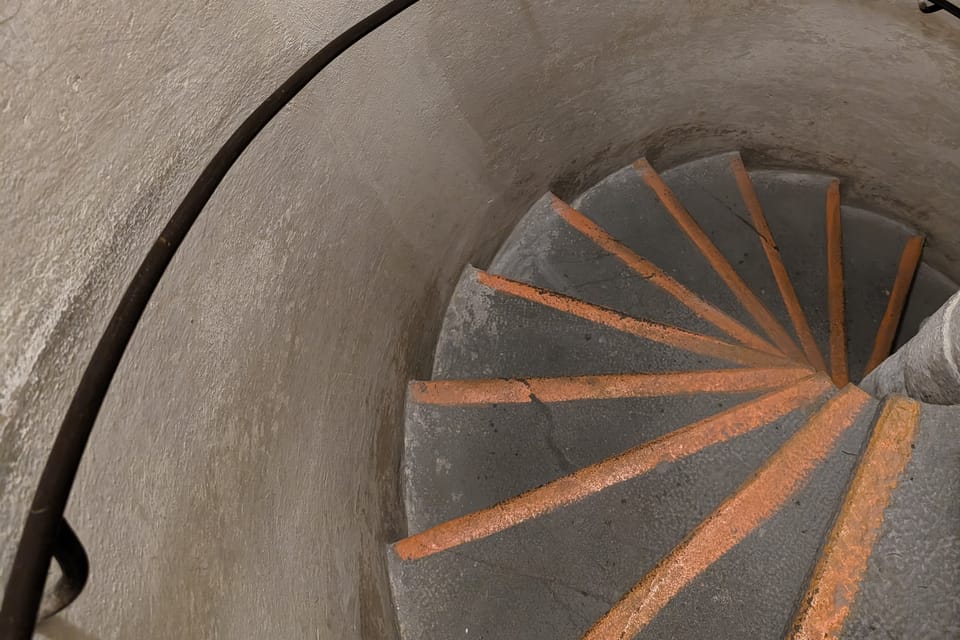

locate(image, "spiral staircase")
[[386, 151, 959, 639]]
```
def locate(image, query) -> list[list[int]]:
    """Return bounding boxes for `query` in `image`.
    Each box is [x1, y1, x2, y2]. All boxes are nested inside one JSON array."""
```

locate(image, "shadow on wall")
[[36, 617, 102, 640]]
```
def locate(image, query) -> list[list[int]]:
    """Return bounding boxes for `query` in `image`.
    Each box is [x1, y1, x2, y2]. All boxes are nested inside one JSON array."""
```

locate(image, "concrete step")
[[431, 266, 782, 380], [655, 151, 802, 355], [745, 166, 954, 382], [390, 380, 842, 639], [572, 162, 761, 343], [570, 151, 954, 381], [895, 262, 958, 352], [488, 194, 732, 343], [639, 390, 879, 639], [402, 367, 815, 533], [834, 401, 960, 639]]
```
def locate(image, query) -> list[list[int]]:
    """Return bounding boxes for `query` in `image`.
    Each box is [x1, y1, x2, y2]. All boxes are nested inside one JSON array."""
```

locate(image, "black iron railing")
[[0, 1, 421, 637], [921, 0, 960, 20]]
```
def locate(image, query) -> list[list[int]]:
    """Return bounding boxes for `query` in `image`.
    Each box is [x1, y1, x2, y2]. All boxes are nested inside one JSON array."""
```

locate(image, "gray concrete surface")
[[2, 1, 960, 638], [391, 395, 836, 639], [642, 396, 878, 640], [488, 193, 730, 341], [404, 387, 765, 534], [843, 402, 960, 638], [862, 292, 960, 403], [432, 266, 737, 381]]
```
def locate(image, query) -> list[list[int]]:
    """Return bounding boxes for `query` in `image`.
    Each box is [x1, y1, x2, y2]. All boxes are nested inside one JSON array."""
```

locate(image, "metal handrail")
[[37, 521, 89, 623], [920, 0, 960, 20], [0, 1, 421, 636]]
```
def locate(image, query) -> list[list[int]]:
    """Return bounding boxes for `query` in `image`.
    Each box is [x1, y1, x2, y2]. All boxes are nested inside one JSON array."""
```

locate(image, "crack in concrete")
[[569, 272, 644, 291], [523, 382, 577, 475], [700, 184, 776, 251], [451, 549, 614, 608]]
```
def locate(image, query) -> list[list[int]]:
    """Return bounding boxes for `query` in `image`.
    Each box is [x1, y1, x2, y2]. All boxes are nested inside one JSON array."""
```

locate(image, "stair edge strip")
[[826, 181, 849, 386], [864, 236, 925, 376], [409, 367, 814, 405], [729, 154, 828, 372]]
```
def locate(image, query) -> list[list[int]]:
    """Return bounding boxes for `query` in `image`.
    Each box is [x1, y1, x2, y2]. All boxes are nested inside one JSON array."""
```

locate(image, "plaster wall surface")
[[1, 1, 959, 638]]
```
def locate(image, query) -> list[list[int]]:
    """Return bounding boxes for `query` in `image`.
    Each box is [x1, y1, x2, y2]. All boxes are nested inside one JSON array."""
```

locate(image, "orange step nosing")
[[864, 236, 924, 375], [826, 180, 849, 387], [729, 155, 828, 372], [410, 367, 815, 406]]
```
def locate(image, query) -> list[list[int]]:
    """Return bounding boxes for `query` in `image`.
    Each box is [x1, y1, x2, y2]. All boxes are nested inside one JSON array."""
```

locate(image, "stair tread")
[[404, 387, 771, 532], [391, 391, 830, 639], [432, 266, 743, 380], [839, 206, 920, 381], [488, 194, 731, 342], [747, 168, 834, 369], [639, 394, 877, 640], [656, 152, 798, 351], [747, 171, 937, 381], [842, 403, 960, 639], [895, 261, 958, 351], [572, 164, 764, 341]]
